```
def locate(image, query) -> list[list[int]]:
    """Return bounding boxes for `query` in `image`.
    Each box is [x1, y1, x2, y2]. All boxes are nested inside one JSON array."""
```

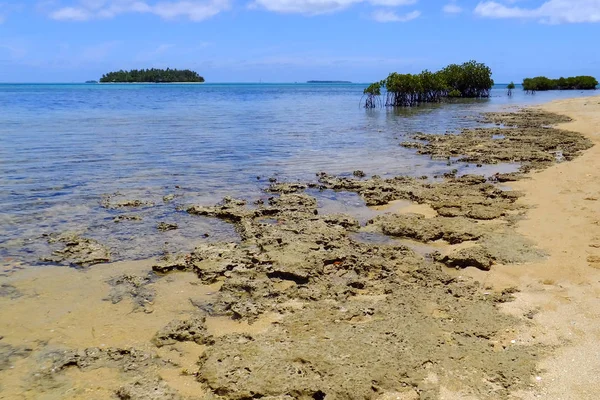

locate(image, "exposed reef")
[[23, 107, 592, 400], [400, 110, 592, 172], [147, 184, 544, 398]]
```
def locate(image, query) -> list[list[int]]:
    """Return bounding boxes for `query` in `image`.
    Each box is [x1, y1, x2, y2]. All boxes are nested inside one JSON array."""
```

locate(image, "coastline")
[[1, 95, 600, 399], [462, 95, 600, 399]]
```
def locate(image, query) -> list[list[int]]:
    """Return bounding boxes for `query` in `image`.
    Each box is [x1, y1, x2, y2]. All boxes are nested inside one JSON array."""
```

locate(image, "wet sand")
[[1, 96, 600, 399], [0, 259, 280, 399]]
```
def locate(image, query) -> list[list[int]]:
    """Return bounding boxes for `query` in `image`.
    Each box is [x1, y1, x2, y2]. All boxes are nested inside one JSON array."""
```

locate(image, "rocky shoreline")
[[0, 107, 595, 399]]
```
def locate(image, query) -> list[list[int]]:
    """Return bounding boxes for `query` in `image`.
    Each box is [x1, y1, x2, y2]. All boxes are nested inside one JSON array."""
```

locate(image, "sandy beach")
[[467, 95, 600, 399], [1, 95, 600, 400]]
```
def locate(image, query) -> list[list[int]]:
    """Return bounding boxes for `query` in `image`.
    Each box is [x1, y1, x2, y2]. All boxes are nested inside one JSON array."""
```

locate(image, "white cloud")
[[50, 6, 92, 20], [48, 0, 230, 21], [369, 0, 416, 6], [47, 0, 420, 18], [371, 9, 420, 22], [443, 2, 462, 14], [475, 0, 600, 23], [249, 0, 360, 14], [250, 0, 417, 15]]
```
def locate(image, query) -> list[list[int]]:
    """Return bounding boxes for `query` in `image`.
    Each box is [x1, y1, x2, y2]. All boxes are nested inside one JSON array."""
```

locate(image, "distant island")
[[99, 68, 205, 83], [307, 80, 352, 84], [85, 80, 98, 84]]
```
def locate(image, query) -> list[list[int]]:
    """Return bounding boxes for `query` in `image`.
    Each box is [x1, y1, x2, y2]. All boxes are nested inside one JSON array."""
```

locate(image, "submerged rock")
[[267, 182, 307, 194], [42, 233, 110, 267], [157, 222, 178, 232], [0, 284, 23, 300], [0, 343, 32, 371], [163, 194, 178, 203], [113, 215, 143, 223], [45, 346, 165, 373], [106, 274, 156, 311], [101, 195, 154, 209], [29, 347, 172, 397]]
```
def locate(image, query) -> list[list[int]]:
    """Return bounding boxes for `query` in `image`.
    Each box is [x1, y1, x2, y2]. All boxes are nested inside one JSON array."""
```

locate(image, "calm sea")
[[0, 83, 593, 264]]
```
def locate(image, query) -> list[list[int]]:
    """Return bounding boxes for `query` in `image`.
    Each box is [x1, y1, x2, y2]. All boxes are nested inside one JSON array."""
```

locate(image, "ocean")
[[0, 83, 592, 264]]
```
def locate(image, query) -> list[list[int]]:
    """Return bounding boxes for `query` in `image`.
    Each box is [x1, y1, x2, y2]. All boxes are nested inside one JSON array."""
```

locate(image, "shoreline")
[[1, 96, 600, 399], [462, 95, 600, 399]]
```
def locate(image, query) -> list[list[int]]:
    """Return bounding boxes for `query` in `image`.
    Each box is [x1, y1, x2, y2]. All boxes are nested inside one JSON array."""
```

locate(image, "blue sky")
[[1, 0, 599, 82]]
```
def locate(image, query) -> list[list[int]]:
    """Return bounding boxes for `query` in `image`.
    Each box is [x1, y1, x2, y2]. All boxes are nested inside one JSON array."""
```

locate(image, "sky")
[[1, 0, 599, 83]]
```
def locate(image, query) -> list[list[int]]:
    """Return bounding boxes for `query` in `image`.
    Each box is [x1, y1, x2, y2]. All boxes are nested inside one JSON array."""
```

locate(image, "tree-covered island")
[[99, 68, 205, 83]]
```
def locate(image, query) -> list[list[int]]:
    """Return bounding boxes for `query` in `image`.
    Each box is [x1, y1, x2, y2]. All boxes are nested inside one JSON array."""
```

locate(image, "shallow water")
[[0, 83, 593, 263]]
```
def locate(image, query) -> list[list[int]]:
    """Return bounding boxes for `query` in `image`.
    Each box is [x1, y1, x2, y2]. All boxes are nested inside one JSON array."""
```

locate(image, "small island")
[[99, 68, 205, 83], [307, 80, 352, 84], [85, 80, 98, 84]]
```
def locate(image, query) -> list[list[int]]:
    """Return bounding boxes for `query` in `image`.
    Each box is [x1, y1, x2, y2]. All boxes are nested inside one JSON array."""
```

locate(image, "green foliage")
[[523, 76, 598, 92], [99, 68, 205, 83], [364, 60, 494, 108], [439, 60, 494, 98], [507, 81, 516, 96], [363, 82, 381, 96], [363, 82, 382, 108], [522, 77, 554, 92]]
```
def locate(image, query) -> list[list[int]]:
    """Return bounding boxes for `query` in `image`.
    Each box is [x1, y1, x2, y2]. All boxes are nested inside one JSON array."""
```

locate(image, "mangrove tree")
[[507, 82, 515, 96], [363, 60, 494, 108]]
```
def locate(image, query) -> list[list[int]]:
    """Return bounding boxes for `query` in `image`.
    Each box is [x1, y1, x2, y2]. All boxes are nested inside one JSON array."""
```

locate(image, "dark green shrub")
[[507, 81, 515, 96], [523, 76, 597, 92], [439, 60, 494, 98], [362, 82, 382, 108]]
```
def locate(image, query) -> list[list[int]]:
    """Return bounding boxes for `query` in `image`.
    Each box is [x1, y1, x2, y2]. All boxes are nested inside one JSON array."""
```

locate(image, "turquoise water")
[[0, 83, 594, 264]]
